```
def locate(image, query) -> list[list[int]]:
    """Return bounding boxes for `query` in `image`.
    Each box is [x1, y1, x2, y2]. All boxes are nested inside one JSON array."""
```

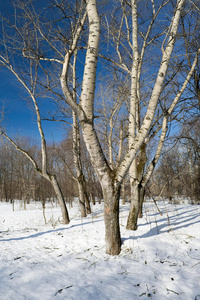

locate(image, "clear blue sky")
[[0, 67, 67, 144], [0, 1, 68, 144]]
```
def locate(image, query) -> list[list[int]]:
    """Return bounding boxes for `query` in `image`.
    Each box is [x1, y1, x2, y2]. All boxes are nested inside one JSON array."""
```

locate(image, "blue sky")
[[0, 1, 68, 144], [0, 68, 67, 143]]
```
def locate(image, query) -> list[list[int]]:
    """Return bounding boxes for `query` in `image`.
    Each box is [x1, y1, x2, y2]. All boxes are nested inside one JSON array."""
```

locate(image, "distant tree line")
[[0, 132, 102, 207], [0, 0, 200, 255], [1, 119, 199, 206], [148, 119, 200, 204]]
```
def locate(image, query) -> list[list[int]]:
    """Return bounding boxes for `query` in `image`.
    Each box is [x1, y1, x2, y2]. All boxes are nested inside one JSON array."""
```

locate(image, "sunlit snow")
[[0, 199, 200, 299]]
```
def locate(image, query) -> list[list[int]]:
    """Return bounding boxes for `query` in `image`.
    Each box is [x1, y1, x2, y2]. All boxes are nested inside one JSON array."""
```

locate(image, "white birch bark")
[[141, 49, 200, 188], [0, 130, 70, 224], [60, 0, 187, 252], [116, 0, 186, 184], [127, 0, 140, 230], [50, 175, 70, 224], [129, 48, 200, 219], [55, 0, 194, 252], [126, 0, 186, 230], [78, 0, 121, 255], [128, 47, 199, 225], [1, 0, 195, 255], [72, 50, 88, 218], [79, 0, 110, 182], [0, 56, 70, 224], [60, 12, 87, 116]]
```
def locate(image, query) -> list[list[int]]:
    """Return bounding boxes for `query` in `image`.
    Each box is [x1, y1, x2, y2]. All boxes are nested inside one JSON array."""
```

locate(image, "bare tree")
[[61, 0, 199, 254], [1, 0, 200, 255], [71, 50, 91, 216], [99, 0, 200, 231], [0, 21, 70, 224]]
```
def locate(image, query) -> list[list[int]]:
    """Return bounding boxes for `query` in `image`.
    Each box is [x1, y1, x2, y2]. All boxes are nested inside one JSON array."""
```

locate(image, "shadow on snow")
[[123, 206, 200, 244], [0, 219, 103, 242], [1, 204, 199, 245]]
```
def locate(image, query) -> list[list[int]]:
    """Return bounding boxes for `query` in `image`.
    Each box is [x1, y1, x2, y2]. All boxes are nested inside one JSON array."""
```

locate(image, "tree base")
[[126, 223, 138, 231]]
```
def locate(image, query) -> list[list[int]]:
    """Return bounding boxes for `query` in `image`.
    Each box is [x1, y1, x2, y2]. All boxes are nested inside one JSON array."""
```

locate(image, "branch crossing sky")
[[0, 1, 67, 143]]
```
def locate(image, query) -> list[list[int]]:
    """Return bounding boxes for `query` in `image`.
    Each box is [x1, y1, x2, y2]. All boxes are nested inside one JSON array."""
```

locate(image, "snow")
[[0, 200, 200, 300]]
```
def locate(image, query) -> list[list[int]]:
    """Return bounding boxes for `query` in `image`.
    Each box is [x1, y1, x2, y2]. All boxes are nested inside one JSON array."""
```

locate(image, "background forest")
[[0, 1, 200, 298], [0, 0, 200, 256], [0, 117, 199, 206]]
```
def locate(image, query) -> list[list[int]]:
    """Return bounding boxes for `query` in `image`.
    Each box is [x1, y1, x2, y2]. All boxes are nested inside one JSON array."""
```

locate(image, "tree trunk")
[[85, 192, 91, 215], [127, 143, 147, 230], [23, 197, 27, 210], [51, 175, 70, 224], [77, 177, 87, 218], [122, 180, 126, 205], [83, 175, 91, 215], [103, 181, 121, 255], [138, 187, 145, 218], [126, 181, 140, 230], [42, 200, 47, 224], [77, 173, 91, 217], [90, 192, 96, 205]]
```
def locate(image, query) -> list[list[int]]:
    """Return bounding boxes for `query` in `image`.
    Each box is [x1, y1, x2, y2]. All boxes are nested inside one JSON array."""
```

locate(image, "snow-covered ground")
[[0, 199, 200, 300]]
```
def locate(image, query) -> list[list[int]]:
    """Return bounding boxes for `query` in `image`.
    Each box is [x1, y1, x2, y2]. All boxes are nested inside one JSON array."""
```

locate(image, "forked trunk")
[[51, 176, 70, 224], [103, 182, 121, 255]]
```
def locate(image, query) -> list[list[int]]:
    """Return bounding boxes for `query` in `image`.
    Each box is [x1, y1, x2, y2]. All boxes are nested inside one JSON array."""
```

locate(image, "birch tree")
[[1, 0, 199, 255], [99, 0, 200, 231], [72, 50, 91, 217], [12, 0, 89, 219], [60, 0, 196, 254], [0, 18, 70, 224]]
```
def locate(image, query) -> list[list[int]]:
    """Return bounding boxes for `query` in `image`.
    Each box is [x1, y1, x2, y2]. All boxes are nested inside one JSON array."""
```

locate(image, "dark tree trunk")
[[126, 182, 139, 230], [138, 187, 145, 218], [77, 178, 87, 218], [103, 182, 121, 255]]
